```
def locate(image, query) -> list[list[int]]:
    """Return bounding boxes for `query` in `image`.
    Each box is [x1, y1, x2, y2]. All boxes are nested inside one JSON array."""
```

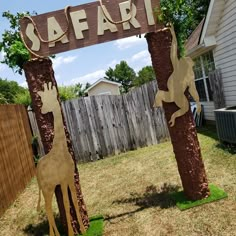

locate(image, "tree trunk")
[[146, 28, 210, 200], [23, 58, 89, 233]]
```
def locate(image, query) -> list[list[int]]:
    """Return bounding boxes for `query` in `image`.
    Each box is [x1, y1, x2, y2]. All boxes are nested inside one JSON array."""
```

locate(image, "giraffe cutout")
[[154, 24, 201, 127], [37, 82, 86, 236]]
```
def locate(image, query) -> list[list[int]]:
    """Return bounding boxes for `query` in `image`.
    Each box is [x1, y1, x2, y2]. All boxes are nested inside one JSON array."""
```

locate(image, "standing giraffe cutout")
[[154, 24, 201, 127], [37, 82, 86, 236]]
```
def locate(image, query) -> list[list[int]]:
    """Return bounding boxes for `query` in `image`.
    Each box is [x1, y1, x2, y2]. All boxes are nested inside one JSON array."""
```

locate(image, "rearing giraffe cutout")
[[37, 82, 86, 236], [154, 24, 201, 127]]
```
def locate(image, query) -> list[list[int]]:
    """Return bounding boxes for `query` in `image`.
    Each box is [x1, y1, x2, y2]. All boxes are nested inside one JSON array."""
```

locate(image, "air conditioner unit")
[[214, 106, 236, 144]]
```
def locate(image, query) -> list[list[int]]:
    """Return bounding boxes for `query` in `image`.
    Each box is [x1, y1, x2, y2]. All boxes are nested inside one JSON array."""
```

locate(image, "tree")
[[158, 0, 210, 56], [133, 66, 155, 87], [58, 83, 91, 101], [0, 78, 26, 104], [0, 11, 31, 74], [104, 67, 116, 81], [14, 89, 31, 106], [0, 93, 8, 104], [58, 85, 78, 101], [105, 61, 136, 93]]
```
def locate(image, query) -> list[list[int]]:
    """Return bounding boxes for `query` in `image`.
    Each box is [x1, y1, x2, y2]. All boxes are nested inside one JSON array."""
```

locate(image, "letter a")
[[97, 6, 118, 36], [47, 17, 69, 48]]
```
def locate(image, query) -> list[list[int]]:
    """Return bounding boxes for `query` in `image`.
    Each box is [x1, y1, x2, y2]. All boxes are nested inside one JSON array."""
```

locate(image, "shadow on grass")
[[197, 125, 218, 140], [23, 214, 66, 236], [197, 125, 236, 155], [105, 183, 180, 222]]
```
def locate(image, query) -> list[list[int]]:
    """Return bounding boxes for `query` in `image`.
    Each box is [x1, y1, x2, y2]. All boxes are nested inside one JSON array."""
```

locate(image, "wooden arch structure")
[[20, 1, 210, 235]]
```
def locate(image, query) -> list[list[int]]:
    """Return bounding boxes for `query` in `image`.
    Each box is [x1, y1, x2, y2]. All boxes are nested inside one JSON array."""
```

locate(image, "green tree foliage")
[[133, 66, 155, 87], [105, 61, 136, 93], [158, 0, 210, 56], [0, 11, 32, 74], [58, 83, 90, 101], [0, 93, 8, 104], [59, 86, 77, 101], [14, 89, 31, 106], [0, 78, 29, 104]]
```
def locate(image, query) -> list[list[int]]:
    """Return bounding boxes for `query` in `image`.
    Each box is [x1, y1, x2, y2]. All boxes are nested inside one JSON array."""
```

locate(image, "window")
[[193, 51, 215, 102]]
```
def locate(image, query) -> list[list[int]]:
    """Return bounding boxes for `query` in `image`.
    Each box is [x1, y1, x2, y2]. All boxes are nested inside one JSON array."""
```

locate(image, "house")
[[85, 78, 121, 96], [186, 0, 236, 122]]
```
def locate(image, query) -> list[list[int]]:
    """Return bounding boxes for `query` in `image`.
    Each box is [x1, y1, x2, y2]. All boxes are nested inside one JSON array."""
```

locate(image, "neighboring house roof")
[[186, 0, 225, 58], [185, 18, 205, 52], [85, 78, 121, 93]]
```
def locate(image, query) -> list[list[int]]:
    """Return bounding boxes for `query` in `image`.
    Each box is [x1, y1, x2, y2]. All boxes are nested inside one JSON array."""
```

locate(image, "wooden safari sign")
[[20, 0, 160, 57]]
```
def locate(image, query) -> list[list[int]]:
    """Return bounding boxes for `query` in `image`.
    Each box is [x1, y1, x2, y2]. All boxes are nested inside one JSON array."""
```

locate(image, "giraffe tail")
[[37, 187, 41, 212]]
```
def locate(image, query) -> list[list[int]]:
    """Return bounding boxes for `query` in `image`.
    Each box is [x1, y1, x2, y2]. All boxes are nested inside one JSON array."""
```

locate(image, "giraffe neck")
[[51, 105, 68, 152]]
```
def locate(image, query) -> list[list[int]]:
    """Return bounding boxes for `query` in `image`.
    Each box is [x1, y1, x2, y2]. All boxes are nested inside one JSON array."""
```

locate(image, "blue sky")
[[0, 0, 152, 88]]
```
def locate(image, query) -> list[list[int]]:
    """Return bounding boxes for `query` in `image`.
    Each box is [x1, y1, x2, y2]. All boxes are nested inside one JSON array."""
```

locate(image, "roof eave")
[[186, 36, 217, 58]]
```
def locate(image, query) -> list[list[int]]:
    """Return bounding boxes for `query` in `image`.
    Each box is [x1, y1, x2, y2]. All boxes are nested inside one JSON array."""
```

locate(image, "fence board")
[[27, 109, 45, 157], [0, 105, 35, 216], [60, 81, 169, 162], [209, 69, 226, 109]]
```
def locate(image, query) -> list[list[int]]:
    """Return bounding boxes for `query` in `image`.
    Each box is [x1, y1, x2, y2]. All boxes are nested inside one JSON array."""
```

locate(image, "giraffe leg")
[[69, 180, 86, 234], [61, 184, 74, 236], [43, 190, 60, 236]]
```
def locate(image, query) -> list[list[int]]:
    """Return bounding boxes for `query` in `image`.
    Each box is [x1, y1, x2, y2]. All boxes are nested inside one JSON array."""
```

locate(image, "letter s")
[[25, 23, 40, 51]]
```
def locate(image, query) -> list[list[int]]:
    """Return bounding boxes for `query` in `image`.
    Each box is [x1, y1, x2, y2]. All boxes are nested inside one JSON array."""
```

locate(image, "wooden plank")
[[209, 69, 226, 109], [133, 87, 146, 147], [62, 101, 81, 161], [16, 106, 35, 178], [84, 97, 101, 161], [0, 105, 35, 216], [28, 110, 45, 157], [90, 96, 108, 158], [110, 95, 129, 152], [13, 106, 30, 186], [20, 0, 161, 57], [2, 106, 23, 197], [69, 100, 85, 161], [0, 113, 15, 214], [96, 96, 113, 156], [71, 99, 89, 162], [79, 97, 97, 161], [102, 96, 118, 155], [141, 82, 157, 145], [122, 93, 138, 149]]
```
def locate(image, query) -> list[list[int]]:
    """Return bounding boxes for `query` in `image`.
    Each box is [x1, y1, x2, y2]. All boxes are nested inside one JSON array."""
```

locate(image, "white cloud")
[[52, 56, 78, 69], [0, 64, 6, 72], [70, 69, 106, 85], [20, 81, 28, 88], [107, 59, 119, 68], [114, 35, 146, 50], [0, 51, 7, 72], [127, 50, 152, 72], [131, 50, 149, 62], [0, 51, 6, 61]]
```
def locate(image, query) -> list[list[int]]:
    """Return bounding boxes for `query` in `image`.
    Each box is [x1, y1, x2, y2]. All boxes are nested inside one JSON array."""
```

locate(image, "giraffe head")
[[38, 82, 58, 114]]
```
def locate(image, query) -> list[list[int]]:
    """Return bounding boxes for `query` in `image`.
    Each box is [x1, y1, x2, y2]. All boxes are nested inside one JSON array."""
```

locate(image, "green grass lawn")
[[0, 125, 236, 236]]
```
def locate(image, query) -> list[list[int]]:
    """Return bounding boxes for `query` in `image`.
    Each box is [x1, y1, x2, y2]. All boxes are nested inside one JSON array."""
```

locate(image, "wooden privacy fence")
[[62, 80, 169, 162], [0, 105, 35, 216]]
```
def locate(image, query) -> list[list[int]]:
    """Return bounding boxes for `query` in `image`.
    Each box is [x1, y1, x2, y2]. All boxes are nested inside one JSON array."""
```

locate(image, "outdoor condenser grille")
[[214, 106, 236, 144]]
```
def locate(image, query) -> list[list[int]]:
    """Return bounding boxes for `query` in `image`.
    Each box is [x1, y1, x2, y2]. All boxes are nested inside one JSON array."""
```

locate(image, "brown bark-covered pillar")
[[23, 58, 89, 233], [146, 28, 210, 200]]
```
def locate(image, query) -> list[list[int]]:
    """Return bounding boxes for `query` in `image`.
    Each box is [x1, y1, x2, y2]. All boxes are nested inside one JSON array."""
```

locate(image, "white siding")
[[202, 102, 215, 121], [214, 0, 236, 108]]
